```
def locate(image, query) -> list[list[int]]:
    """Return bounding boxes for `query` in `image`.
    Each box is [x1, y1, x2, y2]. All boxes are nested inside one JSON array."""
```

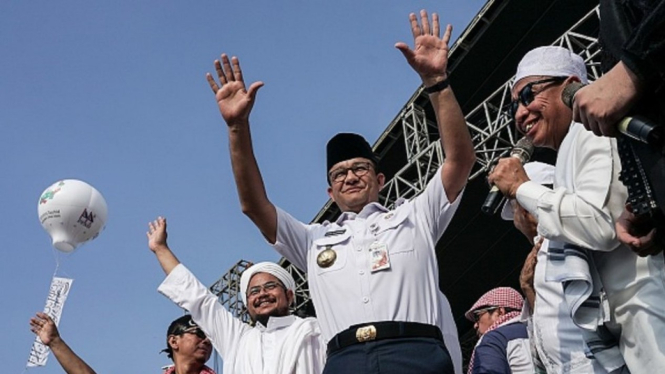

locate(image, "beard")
[[253, 304, 290, 326]]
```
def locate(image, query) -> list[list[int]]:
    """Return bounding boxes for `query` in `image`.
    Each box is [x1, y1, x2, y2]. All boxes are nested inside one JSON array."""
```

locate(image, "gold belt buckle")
[[355, 325, 377, 342]]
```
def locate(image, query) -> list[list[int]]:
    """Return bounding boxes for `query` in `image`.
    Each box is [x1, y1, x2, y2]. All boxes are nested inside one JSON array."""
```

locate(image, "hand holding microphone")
[[482, 137, 534, 215], [563, 79, 663, 147]]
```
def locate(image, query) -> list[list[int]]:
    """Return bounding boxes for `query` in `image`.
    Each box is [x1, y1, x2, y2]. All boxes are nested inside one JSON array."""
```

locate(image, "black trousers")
[[322, 337, 454, 374]]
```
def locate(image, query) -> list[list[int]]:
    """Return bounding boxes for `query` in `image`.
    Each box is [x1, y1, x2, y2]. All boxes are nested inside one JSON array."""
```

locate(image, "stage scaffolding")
[[208, 3, 602, 363]]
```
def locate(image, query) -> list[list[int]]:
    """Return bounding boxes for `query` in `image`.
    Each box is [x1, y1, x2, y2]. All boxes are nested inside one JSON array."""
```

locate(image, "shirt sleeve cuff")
[[515, 181, 551, 218]]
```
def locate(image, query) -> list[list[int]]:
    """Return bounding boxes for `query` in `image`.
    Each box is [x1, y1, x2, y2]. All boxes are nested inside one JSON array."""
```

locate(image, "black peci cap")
[[326, 133, 379, 181]]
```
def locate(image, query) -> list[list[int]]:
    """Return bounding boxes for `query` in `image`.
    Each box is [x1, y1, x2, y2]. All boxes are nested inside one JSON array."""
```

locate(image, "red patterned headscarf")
[[466, 287, 524, 374]]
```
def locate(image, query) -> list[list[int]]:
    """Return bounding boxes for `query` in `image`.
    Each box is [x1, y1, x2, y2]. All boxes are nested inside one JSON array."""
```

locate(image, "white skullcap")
[[514, 46, 588, 86], [239, 262, 296, 306], [501, 161, 555, 220]]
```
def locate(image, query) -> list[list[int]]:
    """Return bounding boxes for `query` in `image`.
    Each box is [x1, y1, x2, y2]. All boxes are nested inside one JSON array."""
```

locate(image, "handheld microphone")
[[562, 82, 663, 146], [482, 137, 534, 215]]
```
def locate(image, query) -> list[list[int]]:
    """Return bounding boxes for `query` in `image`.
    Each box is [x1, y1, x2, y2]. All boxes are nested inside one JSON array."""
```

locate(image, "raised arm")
[[396, 10, 475, 202], [29, 313, 96, 374], [149, 216, 250, 358], [147, 217, 180, 275], [206, 54, 277, 243]]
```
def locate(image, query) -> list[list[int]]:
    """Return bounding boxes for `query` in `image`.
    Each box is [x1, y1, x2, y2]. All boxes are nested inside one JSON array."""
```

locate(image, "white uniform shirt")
[[158, 264, 326, 374], [517, 122, 665, 372], [272, 167, 463, 373]]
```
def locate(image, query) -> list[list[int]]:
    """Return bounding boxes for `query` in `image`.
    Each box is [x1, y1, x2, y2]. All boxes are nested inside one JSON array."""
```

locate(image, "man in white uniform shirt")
[[206, 10, 475, 374], [489, 46, 665, 373], [148, 217, 326, 374]]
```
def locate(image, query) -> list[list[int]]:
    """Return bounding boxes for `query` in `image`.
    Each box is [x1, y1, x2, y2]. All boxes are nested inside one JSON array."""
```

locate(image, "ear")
[[565, 75, 582, 84], [377, 173, 386, 189], [496, 307, 506, 317], [168, 335, 178, 351], [286, 289, 295, 307], [327, 186, 334, 200]]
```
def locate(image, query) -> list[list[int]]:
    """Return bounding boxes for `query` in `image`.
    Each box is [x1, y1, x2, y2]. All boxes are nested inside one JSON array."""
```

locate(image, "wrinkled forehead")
[[329, 157, 375, 172]]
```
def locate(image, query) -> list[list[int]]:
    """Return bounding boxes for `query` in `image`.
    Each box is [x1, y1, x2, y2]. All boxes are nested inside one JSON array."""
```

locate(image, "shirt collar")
[[255, 315, 296, 332], [335, 202, 387, 224]]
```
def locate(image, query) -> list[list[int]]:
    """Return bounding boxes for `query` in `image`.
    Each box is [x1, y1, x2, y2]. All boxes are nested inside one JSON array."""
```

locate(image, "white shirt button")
[[362, 297, 369, 303], [359, 270, 365, 275]]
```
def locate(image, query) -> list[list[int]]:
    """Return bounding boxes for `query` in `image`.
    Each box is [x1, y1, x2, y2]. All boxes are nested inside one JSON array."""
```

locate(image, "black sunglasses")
[[472, 306, 498, 323], [183, 327, 207, 339], [508, 77, 567, 119]]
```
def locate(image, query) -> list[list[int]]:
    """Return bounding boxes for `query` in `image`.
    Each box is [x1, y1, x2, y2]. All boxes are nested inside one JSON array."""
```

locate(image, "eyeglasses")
[[175, 327, 207, 340], [472, 307, 499, 323], [508, 77, 567, 120], [328, 162, 373, 184], [247, 281, 284, 298]]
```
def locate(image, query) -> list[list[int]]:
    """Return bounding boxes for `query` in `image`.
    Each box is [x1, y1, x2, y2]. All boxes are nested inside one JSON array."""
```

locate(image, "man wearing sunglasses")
[[207, 9, 475, 374], [148, 217, 326, 374], [488, 46, 665, 372], [464, 287, 532, 374], [27, 312, 216, 374], [162, 315, 215, 374]]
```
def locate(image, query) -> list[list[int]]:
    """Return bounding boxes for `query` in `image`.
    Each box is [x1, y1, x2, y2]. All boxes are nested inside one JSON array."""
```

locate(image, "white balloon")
[[37, 179, 108, 252]]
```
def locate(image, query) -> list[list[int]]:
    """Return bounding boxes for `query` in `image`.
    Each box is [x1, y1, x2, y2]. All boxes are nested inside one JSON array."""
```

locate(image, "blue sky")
[[2, 1, 486, 372]]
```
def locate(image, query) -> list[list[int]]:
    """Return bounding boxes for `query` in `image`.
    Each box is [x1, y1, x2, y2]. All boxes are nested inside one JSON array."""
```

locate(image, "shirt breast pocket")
[[312, 231, 350, 275], [373, 209, 415, 255]]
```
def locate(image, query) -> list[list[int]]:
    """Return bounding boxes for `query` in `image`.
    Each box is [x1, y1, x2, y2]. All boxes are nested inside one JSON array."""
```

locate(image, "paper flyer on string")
[[26, 276, 74, 368]]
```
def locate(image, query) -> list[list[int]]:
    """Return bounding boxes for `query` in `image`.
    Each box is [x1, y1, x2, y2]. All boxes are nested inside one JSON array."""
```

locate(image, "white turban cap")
[[239, 262, 296, 306], [514, 46, 588, 86]]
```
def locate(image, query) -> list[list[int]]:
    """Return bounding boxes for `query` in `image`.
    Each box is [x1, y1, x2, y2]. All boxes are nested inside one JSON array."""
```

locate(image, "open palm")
[[207, 54, 263, 125]]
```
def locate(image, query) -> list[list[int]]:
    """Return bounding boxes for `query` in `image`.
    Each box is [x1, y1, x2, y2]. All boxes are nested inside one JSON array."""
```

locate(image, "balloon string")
[[51, 247, 72, 279], [51, 246, 60, 278]]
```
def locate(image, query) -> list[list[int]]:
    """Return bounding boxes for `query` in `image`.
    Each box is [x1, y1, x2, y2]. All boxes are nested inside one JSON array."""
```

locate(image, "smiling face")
[[326, 157, 385, 213], [245, 273, 293, 326], [511, 76, 576, 150]]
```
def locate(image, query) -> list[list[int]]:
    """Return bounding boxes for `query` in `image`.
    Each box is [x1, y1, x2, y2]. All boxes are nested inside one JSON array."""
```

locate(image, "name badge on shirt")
[[370, 241, 390, 272]]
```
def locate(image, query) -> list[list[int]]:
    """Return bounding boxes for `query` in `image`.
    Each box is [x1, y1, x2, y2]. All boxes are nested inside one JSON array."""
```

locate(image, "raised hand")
[[206, 54, 264, 126], [147, 216, 168, 253], [30, 312, 60, 346], [395, 10, 452, 86]]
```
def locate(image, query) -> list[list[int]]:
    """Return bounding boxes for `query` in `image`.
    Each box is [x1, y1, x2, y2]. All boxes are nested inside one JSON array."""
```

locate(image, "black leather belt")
[[326, 321, 443, 355]]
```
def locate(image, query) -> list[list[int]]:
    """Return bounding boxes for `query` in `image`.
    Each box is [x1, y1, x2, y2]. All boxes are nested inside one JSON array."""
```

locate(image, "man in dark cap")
[[207, 10, 475, 374], [162, 315, 215, 374], [28, 313, 215, 374]]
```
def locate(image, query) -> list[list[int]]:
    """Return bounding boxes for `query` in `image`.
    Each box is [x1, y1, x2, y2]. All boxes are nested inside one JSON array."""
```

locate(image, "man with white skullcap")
[[488, 46, 665, 372], [464, 287, 532, 374], [147, 217, 326, 374]]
